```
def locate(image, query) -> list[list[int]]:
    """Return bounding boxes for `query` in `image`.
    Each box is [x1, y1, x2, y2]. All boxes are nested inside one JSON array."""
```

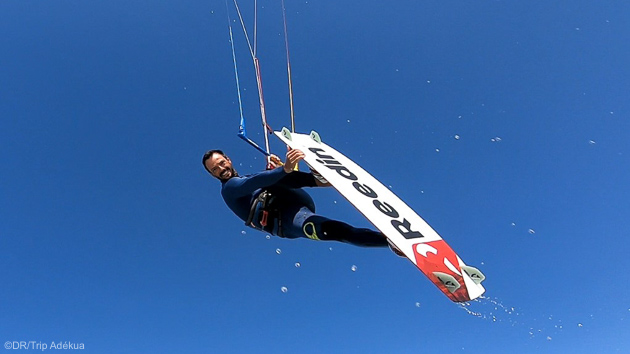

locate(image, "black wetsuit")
[[220, 167, 388, 247]]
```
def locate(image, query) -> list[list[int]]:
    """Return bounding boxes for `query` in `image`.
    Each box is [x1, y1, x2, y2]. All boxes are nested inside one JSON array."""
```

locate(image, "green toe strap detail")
[[303, 222, 320, 240]]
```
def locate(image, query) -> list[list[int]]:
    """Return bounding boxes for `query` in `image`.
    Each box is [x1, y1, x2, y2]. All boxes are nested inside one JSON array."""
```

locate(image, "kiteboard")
[[274, 128, 486, 302]]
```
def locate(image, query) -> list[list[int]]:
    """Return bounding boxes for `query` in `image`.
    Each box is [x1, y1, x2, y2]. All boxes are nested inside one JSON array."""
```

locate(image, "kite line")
[[225, 0, 296, 165]]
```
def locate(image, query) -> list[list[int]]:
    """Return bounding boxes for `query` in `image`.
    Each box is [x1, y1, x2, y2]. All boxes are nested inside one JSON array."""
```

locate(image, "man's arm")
[[314, 178, 332, 187], [224, 167, 288, 197], [223, 148, 309, 197], [279, 148, 332, 188], [283, 148, 303, 173], [275, 149, 332, 188], [277, 171, 318, 189], [309, 167, 332, 187]]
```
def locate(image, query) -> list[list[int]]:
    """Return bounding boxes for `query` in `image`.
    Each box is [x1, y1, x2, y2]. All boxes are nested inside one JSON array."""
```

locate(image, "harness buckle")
[[260, 210, 269, 227]]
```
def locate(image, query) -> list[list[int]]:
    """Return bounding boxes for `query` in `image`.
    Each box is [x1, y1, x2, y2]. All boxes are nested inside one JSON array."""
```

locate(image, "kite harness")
[[245, 190, 282, 236]]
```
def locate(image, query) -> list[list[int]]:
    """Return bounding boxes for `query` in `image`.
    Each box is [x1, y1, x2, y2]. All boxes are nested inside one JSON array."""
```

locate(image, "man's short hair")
[[202, 149, 226, 174]]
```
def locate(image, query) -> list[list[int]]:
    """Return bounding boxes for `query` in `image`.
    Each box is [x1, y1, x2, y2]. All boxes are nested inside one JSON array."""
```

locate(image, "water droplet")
[[241, 230, 246, 235], [589, 140, 596, 145], [281, 286, 288, 293], [266, 235, 271, 239], [435, 148, 440, 152], [454, 135, 460, 140], [329, 247, 333, 251], [528, 229, 536, 234], [295, 262, 301, 268], [547, 336, 552, 341], [511, 222, 516, 226], [276, 248, 282, 255], [351, 265, 357, 272], [426, 80, 431, 84], [415, 302, 421, 308], [578, 323, 583, 327], [347, 119, 351, 123]]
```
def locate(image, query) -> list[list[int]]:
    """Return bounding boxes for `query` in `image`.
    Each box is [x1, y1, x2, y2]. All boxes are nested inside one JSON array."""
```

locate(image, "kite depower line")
[[225, 0, 296, 165]]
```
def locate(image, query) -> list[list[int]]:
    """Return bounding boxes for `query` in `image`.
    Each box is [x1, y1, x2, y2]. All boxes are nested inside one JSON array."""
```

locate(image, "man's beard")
[[219, 167, 238, 181]]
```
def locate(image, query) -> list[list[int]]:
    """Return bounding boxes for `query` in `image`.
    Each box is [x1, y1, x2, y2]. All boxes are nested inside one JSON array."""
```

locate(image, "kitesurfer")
[[202, 148, 404, 256]]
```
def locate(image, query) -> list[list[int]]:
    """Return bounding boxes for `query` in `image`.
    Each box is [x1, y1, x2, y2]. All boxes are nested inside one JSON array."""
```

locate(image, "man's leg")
[[279, 206, 403, 256], [301, 215, 388, 247]]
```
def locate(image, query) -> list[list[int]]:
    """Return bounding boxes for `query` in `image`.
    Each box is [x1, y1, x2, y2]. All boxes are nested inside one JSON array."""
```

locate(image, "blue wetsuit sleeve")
[[223, 167, 288, 198], [277, 171, 318, 189]]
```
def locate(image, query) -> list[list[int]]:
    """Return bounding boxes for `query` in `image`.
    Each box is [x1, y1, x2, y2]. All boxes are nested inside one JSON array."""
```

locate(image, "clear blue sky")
[[1, 1, 629, 353]]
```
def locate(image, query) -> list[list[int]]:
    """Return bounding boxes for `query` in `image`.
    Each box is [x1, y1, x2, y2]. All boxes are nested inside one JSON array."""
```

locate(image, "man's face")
[[205, 153, 236, 181]]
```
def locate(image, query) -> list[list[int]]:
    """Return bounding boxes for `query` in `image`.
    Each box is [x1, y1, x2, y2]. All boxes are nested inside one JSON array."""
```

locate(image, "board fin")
[[461, 265, 485, 285], [281, 127, 292, 141], [433, 272, 461, 293], [309, 130, 322, 144]]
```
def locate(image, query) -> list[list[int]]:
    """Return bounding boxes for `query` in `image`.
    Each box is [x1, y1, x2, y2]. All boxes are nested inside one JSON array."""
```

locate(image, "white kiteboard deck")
[[274, 128, 485, 302]]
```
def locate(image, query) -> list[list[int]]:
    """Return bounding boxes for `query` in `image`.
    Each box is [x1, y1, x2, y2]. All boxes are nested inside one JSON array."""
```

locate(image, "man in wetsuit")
[[202, 148, 402, 252]]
